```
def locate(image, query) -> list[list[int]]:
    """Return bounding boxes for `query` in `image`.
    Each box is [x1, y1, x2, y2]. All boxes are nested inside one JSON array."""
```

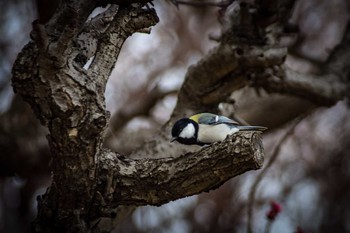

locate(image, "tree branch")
[[40, 0, 97, 67], [133, 0, 292, 158], [98, 132, 264, 208], [254, 21, 350, 106], [171, 0, 347, 121], [256, 67, 347, 106], [172, 44, 287, 118], [171, 1, 292, 118], [73, 5, 119, 66], [14, 0, 342, 231], [12, 2, 159, 232], [88, 4, 159, 83]]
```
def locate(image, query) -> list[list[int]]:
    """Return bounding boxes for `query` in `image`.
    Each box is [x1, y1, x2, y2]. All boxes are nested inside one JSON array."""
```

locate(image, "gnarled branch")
[[98, 132, 264, 207]]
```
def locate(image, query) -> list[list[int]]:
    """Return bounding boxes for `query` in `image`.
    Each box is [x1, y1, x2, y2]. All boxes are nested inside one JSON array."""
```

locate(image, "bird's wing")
[[190, 113, 239, 126]]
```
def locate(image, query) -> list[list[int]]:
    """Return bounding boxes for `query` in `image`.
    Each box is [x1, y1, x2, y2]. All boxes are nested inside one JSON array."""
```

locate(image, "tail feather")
[[237, 125, 267, 131]]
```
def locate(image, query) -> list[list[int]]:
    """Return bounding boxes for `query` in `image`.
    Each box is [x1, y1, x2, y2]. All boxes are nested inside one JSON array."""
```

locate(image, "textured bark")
[[10, 1, 267, 232], [10, 0, 349, 232], [99, 132, 263, 207], [12, 2, 159, 233]]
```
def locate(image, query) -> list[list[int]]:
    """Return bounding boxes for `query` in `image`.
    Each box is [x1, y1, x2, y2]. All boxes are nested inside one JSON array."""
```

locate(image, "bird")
[[171, 112, 267, 146]]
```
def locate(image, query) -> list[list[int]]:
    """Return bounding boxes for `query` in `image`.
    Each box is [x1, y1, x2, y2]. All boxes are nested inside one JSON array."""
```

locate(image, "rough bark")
[[99, 132, 263, 207], [10, 0, 350, 232], [12, 2, 159, 232], [11, 1, 266, 232]]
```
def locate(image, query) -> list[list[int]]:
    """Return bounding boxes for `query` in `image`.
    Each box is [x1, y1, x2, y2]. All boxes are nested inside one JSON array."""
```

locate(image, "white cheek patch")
[[179, 124, 195, 139]]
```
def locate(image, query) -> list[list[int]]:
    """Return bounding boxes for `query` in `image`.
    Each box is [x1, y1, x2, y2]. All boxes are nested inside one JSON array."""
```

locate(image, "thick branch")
[[173, 42, 287, 117], [136, 1, 290, 158], [174, 20, 348, 120], [257, 67, 347, 106], [88, 4, 159, 83], [38, 0, 96, 67], [172, 1, 291, 118], [74, 5, 119, 65], [12, 2, 159, 232], [99, 132, 264, 206]]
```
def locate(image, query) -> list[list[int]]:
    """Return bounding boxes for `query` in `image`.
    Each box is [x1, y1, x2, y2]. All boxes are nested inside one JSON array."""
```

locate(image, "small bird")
[[171, 113, 267, 146]]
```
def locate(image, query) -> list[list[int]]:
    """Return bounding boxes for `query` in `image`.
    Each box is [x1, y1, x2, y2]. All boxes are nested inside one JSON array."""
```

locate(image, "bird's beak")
[[170, 137, 177, 143]]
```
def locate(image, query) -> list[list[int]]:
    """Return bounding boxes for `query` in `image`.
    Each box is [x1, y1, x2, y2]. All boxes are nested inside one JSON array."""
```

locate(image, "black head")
[[171, 118, 199, 145]]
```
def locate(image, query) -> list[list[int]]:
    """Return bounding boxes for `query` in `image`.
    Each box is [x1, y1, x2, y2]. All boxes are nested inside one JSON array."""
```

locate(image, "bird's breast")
[[197, 124, 239, 144]]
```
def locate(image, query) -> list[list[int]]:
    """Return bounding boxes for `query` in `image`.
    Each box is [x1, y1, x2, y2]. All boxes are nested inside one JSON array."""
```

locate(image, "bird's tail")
[[237, 125, 267, 131]]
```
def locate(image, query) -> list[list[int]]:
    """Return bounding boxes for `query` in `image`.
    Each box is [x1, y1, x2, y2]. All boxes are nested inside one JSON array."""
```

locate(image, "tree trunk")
[[10, 0, 349, 232]]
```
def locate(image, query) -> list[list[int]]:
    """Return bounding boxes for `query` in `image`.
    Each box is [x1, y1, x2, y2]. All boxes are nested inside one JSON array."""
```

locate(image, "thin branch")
[[246, 113, 309, 233]]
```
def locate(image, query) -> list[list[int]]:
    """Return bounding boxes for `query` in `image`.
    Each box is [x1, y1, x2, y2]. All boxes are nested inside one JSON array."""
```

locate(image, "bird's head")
[[171, 118, 198, 145]]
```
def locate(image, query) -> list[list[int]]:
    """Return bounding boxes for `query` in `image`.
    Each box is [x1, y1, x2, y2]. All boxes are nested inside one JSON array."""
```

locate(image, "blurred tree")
[[2, 0, 350, 233]]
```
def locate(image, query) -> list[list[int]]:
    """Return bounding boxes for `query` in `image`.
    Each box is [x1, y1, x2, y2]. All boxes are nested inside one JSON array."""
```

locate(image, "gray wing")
[[197, 113, 239, 126]]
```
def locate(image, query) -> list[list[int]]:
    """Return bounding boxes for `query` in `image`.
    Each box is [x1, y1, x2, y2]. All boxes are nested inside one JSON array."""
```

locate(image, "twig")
[[246, 112, 310, 233]]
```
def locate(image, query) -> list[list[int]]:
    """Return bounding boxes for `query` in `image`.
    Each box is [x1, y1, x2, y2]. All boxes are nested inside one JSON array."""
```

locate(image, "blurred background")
[[0, 0, 349, 232]]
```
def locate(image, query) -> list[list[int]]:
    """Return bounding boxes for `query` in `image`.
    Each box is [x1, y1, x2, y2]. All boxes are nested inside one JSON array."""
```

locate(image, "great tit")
[[171, 112, 267, 146]]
